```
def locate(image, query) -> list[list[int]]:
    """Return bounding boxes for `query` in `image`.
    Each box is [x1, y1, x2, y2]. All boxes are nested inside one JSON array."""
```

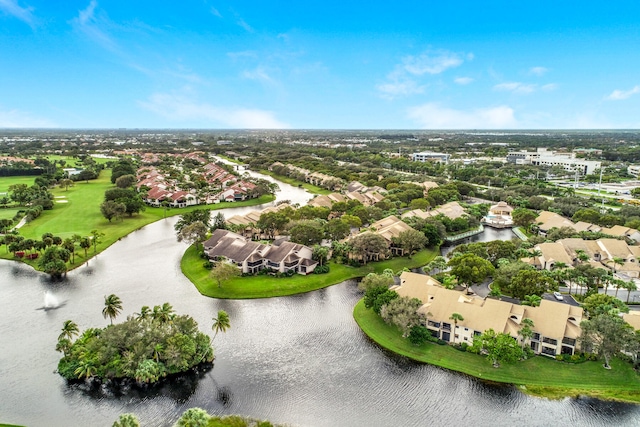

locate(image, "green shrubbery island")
[[56, 303, 215, 385]]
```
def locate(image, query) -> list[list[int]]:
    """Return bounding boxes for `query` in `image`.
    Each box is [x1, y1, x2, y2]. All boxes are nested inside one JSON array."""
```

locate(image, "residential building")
[[203, 229, 317, 275], [402, 201, 466, 221], [483, 201, 514, 228], [394, 272, 584, 357]]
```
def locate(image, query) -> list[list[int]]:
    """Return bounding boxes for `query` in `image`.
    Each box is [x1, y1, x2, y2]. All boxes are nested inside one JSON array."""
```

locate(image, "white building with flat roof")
[[506, 148, 600, 175], [412, 151, 450, 164]]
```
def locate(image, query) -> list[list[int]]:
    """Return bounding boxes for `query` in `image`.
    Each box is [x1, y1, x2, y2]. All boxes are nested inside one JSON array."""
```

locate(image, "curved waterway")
[[1, 175, 639, 427]]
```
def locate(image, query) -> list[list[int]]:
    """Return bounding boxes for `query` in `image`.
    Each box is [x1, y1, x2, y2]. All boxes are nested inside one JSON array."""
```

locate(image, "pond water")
[[1, 176, 639, 427]]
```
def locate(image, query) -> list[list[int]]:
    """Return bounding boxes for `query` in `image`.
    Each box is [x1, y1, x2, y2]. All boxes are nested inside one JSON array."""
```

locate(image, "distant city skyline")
[[1, 1, 640, 129]]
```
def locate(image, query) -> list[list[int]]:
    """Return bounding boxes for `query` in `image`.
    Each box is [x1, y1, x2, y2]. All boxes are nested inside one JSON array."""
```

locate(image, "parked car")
[[553, 291, 564, 301]]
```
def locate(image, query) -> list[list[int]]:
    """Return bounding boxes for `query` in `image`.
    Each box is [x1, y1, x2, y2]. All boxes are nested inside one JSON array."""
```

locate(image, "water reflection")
[[0, 175, 639, 426]]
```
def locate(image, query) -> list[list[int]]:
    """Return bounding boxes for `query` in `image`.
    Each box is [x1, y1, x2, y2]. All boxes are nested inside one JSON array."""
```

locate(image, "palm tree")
[[136, 305, 151, 321], [79, 237, 91, 258], [612, 256, 625, 275], [212, 310, 231, 340], [153, 343, 164, 363], [625, 280, 638, 304], [74, 358, 97, 380], [528, 249, 543, 269], [102, 294, 123, 325], [158, 302, 175, 323], [519, 318, 535, 350], [90, 229, 104, 254], [522, 294, 542, 307], [449, 313, 464, 344], [613, 278, 626, 298], [575, 249, 589, 264], [58, 320, 79, 341]]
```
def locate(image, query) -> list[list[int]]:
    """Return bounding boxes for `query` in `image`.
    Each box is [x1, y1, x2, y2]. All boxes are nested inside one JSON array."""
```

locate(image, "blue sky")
[[1, 1, 640, 129]]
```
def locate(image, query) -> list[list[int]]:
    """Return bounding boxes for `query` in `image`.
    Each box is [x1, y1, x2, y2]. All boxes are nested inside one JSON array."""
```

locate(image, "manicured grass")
[[0, 170, 274, 271], [0, 207, 21, 221], [181, 245, 438, 299], [0, 175, 38, 194], [257, 170, 332, 195], [353, 299, 640, 403]]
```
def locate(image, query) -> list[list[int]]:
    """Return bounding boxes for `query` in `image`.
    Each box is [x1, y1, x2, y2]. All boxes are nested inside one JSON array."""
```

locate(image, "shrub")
[[314, 265, 330, 274], [202, 260, 213, 270]]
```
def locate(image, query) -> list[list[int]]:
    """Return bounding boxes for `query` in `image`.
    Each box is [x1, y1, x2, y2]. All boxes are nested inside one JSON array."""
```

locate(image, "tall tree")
[[393, 228, 427, 259], [379, 296, 423, 337], [176, 221, 208, 250], [175, 209, 211, 233], [102, 294, 123, 325], [580, 314, 635, 369], [210, 261, 241, 288], [349, 232, 388, 265], [449, 313, 464, 343], [518, 318, 535, 350], [90, 229, 104, 253], [212, 310, 231, 340], [312, 245, 329, 267], [58, 320, 79, 341], [447, 253, 495, 293]]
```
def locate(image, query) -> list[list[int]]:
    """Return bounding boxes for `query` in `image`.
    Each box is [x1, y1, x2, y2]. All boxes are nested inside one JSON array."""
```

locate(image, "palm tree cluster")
[[56, 300, 218, 384]]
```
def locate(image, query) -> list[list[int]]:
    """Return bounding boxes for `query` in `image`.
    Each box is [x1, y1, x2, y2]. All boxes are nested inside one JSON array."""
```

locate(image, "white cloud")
[[407, 103, 517, 129], [454, 77, 474, 85], [402, 50, 466, 75], [376, 79, 424, 99], [605, 85, 640, 101], [242, 67, 274, 84], [0, 0, 34, 26], [541, 83, 557, 91], [493, 82, 536, 94], [529, 66, 548, 76], [236, 17, 253, 32], [70, 1, 117, 51], [210, 7, 222, 18], [138, 92, 288, 128], [0, 107, 56, 128], [377, 48, 470, 98]]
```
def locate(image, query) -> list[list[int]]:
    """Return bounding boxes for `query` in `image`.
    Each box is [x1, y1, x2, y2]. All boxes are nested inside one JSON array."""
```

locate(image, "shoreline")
[[0, 194, 275, 274], [352, 299, 640, 404], [181, 245, 439, 299]]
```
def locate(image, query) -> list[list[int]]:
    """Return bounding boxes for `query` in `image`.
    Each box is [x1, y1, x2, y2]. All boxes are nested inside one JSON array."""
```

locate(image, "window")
[[532, 333, 540, 341], [442, 322, 451, 331], [542, 337, 558, 346]]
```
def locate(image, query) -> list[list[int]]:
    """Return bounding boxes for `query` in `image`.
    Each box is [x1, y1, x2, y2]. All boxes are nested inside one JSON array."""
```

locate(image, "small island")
[[56, 296, 227, 385]]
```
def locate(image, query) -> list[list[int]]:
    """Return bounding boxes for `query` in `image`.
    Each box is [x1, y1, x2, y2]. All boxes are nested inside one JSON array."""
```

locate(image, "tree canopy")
[[57, 304, 214, 383]]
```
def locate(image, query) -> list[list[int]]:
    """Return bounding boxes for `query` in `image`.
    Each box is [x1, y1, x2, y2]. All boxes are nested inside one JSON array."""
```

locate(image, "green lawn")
[[0, 170, 274, 271], [181, 245, 438, 299], [0, 207, 21, 221], [0, 176, 38, 194], [258, 170, 332, 195], [353, 299, 640, 403]]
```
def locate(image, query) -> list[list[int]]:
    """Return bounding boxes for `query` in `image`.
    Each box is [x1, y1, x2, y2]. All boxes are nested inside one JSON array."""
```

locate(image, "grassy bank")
[[257, 170, 331, 195], [353, 299, 640, 403], [0, 171, 274, 271], [181, 245, 438, 299]]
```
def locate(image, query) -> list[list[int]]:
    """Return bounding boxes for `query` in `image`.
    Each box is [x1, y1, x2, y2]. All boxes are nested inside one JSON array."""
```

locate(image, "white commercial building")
[[411, 151, 450, 164], [506, 148, 600, 175]]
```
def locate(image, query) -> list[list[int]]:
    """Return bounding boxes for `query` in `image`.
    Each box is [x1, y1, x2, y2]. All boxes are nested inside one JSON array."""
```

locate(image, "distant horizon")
[[2, 1, 640, 129], [2, 128, 640, 133]]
